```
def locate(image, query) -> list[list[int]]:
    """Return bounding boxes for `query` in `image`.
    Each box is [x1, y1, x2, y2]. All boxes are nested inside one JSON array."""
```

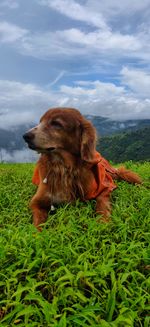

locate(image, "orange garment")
[[32, 165, 40, 185], [32, 151, 117, 199], [84, 151, 117, 200]]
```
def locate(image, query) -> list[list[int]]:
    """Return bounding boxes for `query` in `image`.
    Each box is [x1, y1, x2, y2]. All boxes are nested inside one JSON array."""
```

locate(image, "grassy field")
[[0, 162, 150, 327]]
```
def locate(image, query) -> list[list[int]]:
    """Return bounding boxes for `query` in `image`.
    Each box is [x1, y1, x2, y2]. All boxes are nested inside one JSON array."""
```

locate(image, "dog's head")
[[23, 107, 97, 161]]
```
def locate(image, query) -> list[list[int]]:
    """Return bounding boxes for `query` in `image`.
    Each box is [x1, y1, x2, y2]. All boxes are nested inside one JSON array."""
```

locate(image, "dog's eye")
[[51, 120, 63, 128]]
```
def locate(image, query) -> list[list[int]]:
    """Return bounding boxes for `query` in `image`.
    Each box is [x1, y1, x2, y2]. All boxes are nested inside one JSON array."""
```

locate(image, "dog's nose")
[[23, 132, 35, 143]]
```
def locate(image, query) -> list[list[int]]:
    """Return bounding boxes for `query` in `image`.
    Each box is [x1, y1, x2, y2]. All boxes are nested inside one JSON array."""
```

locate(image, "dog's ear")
[[81, 119, 96, 161]]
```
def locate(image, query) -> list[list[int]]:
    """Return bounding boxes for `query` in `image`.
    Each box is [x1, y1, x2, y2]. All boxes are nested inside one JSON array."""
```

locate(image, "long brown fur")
[[116, 167, 142, 184], [23, 107, 142, 230]]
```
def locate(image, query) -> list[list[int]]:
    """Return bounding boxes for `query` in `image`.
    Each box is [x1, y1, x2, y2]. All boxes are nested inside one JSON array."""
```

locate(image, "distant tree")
[[97, 127, 150, 163]]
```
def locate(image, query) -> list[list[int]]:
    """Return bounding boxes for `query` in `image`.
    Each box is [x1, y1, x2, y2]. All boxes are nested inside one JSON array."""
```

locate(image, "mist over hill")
[[86, 116, 150, 137], [0, 116, 150, 162]]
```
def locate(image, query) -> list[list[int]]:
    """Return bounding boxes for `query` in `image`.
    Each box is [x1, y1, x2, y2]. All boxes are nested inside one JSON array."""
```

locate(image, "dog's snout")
[[23, 132, 35, 143]]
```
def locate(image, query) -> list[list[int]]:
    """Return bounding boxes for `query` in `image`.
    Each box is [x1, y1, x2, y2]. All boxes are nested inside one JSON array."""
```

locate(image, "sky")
[[0, 0, 150, 131]]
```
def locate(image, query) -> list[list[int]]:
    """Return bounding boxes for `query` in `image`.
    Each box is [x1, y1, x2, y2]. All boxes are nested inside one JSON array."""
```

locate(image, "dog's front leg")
[[30, 195, 49, 231], [95, 189, 112, 222]]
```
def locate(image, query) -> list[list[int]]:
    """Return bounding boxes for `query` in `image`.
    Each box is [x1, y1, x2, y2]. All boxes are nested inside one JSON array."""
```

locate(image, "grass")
[[0, 161, 150, 326]]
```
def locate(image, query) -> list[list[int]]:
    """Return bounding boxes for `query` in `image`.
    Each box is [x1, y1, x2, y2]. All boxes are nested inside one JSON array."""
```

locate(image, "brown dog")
[[23, 107, 141, 230]]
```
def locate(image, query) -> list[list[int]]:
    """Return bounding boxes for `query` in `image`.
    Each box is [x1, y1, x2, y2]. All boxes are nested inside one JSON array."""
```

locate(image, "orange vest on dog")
[[84, 152, 117, 199], [32, 152, 117, 199]]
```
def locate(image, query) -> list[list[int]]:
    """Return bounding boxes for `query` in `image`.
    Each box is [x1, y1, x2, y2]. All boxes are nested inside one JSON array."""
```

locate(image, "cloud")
[[0, 0, 19, 9], [0, 148, 38, 163], [32, 0, 149, 64], [121, 67, 150, 97], [0, 1, 149, 66], [0, 80, 58, 129], [0, 69, 149, 132], [40, 0, 109, 30], [61, 28, 140, 51], [0, 2, 149, 66], [86, 0, 150, 19], [0, 20, 147, 66], [59, 79, 150, 120], [14, 26, 142, 64], [40, 0, 150, 30], [0, 21, 27, 43]]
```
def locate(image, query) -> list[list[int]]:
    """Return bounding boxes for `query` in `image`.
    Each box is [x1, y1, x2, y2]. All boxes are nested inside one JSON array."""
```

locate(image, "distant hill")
[[97, 126, 150, 163], [0, 117, 150, 152], [0, 116, 149, 162], [87, 115, 150, 136]]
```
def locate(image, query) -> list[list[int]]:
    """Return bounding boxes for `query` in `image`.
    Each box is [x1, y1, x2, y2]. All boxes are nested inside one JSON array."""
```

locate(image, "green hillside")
[[97, 127, 150, 163], [0, 163, 150, 326]]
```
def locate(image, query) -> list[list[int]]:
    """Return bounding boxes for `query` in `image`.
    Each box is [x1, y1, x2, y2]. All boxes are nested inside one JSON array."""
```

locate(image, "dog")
[[23, 107, 141, 230]]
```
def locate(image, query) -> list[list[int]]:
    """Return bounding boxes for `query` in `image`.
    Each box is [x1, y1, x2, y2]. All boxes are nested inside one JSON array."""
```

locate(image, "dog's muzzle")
[[23, 132, 36, 149]]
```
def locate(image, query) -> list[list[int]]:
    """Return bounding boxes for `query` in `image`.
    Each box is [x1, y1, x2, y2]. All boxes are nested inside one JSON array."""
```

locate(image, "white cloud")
[[40, 0, 109, 30], [62, 28, 140, 51], [34, 0, 150, 63], [60, 80, 125, 98], [0, 1, 149, 66], [0, 148, 38, 163], [0, 80, 59, 129], [0, 21, 27, 43], [121, 67, 150, 97], [40, 0, 150, 29], [0, 9, 148, 65], [16, 27, 142, 62], [0, 69, 149, 132], [1, 2, 144, 63], [2, 21, 146, 66], [59, 80, 150, 120], [86, 0, 150, 19], [0, 0, 19, 9]]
